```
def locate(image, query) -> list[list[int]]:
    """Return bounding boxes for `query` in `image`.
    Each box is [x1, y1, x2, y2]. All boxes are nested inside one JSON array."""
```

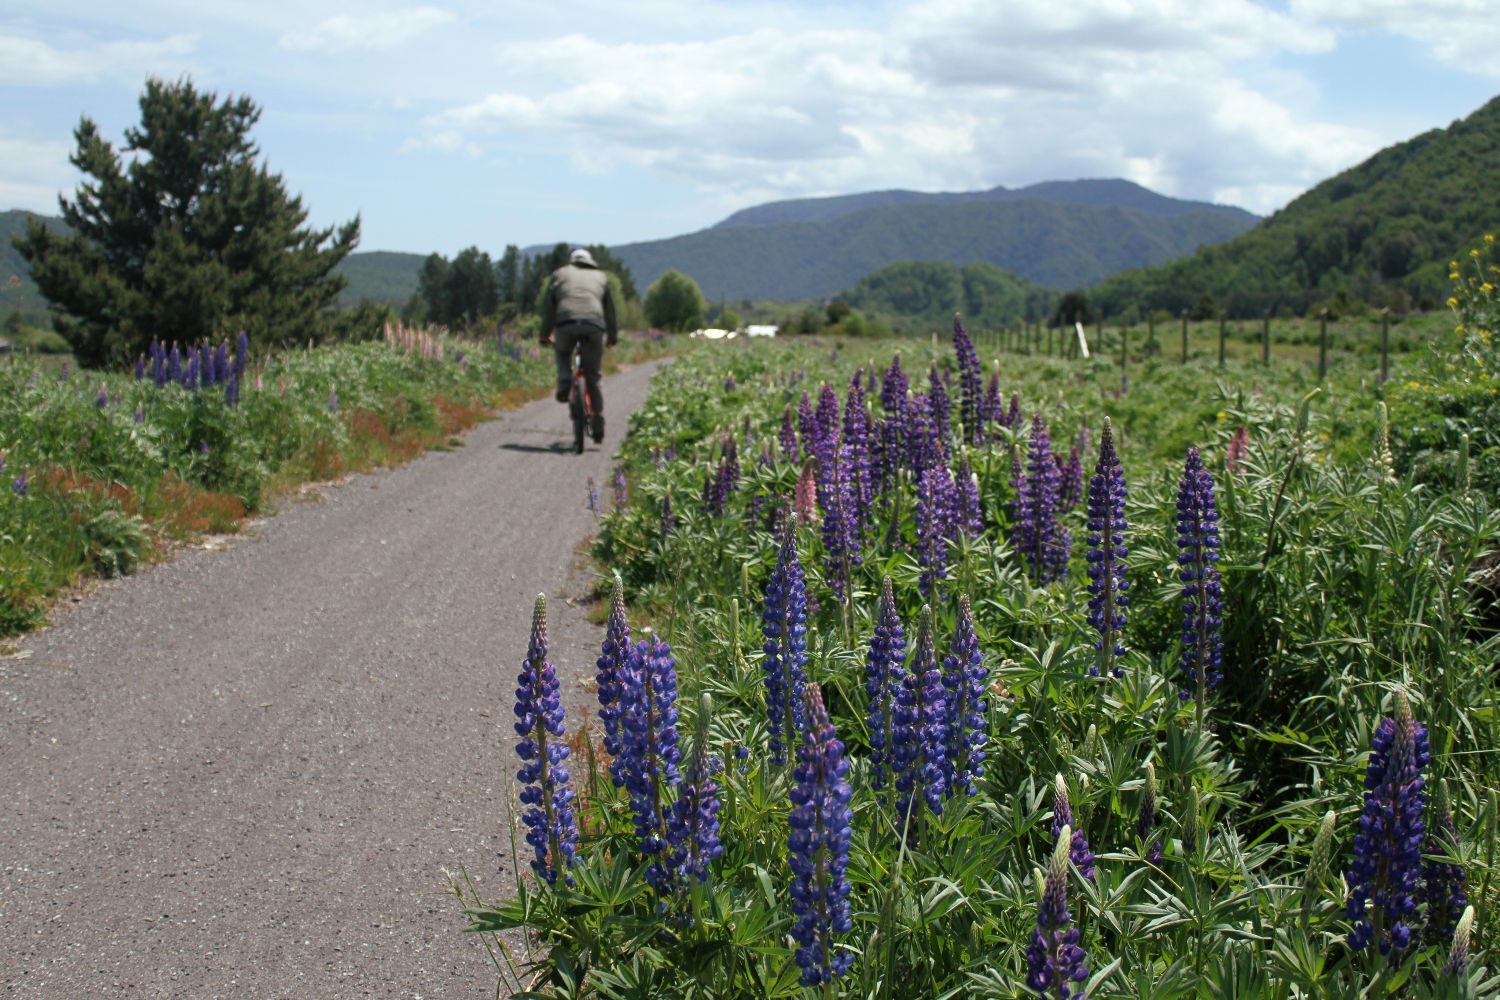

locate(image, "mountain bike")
[[567, 346, 593, 455]]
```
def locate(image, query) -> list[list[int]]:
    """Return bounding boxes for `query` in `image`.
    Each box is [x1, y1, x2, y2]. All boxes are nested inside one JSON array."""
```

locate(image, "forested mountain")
[[843, 261, 1057, 332], [1, 211, 64, 320], [613, 194, 1257, 301], [1092, 94, 1500, 320]]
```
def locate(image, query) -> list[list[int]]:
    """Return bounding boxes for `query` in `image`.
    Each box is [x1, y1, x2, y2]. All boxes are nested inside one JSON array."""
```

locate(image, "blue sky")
[[2, 1, 1496, 258]]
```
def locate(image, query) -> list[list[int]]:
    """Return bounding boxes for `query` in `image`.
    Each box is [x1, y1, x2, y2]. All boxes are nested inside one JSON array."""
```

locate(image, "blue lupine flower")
[[587, 477, 601, 518], [612, 465, 628, 512], [1138, 761, 1161, 865], [820, 440, 861, 602], [780, 405, 798, 461], [1086, 418, 1129, 679], [134, 356, 145, 380], [952, 456, 983, 539], [95, 386, 108, 408], [815, 382, 840, 467], [1027, 825, 1089, 999], [798, 391, 818, 465], [787, 682, 855, 987], [842, 371, 873, 532], [224, 373, 239, 409], [914, 465, 951, 598], [1005, 393, 1022, 430], [1346, 692, 1429, 956], [660, 492, 675, 536], [953, 315, 983, 444], [1058, 447, 1082, 514], [982, 369, 1002, 435], [168, 344, 181, 385], [762, 524, 809, 766], [185, 353, 199, 390], [894, 605, 947, 816], [669, 693, 723, 884], [199, 344, 214, 388], [1014, 414, 1071, 584], [513, 595, 578, 885], [1052, 774, 1096, 881], [926, 365, 951, 457], [12, 471, 29, 497], [905, 391, 938, 477], [596, 574, 630, 761], [234, 331, 250, 383], [214, 340, 230, 386], [616, 635, 683, 890], [942, 595, 988, 798], [1176, 447, 1223, 709], [1424, 779, 1468, 948], [864, 577, 909, 794], [878, 354, 909, 493]]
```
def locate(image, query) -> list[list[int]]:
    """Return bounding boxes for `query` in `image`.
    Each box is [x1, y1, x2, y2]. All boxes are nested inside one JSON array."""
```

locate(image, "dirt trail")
[[1, 359, 666, 997]]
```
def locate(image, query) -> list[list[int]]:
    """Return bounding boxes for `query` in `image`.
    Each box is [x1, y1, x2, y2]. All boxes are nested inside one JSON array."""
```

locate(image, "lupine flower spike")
[[894, 605, 947, 817], [787, 683, 855, 987], [668, 692, 723, 885], [1014, 414, 1070, 583], [1026, 824, 1089, 999], [1052, 774, 1096, 880], [596, 573, 630, 761], [1085, 417, 1129, 679], [1176, 447, 1223, 718], [1138, 760, 1161, 865], [617, 635, 683, 890], [762, 521, 809, 766], [864, 577, 908, 794], [513, 595, 578, 885], [1346, 692, 1429, 957], [1424, 778, 1468, 947], [1445, 906, 1476, 976], [942, 595, 988, 798]]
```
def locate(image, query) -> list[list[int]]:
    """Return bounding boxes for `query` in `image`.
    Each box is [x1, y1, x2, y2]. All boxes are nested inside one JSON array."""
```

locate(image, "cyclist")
[[540, 248, 617, 444]]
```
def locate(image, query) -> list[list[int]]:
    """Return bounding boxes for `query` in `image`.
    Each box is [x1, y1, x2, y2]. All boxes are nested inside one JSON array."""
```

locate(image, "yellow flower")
[[1483, 283, 1495, 294], [1487, 234, 1496, 244], [1216, 410, 1228, 422], [1451, 271, 1462, 280], [1472, 249, 1483, 258], [1448, 296, 1460, 308]]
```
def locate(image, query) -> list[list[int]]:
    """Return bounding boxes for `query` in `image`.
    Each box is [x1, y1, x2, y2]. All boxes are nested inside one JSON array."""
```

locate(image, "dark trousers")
[[553, 323, 604, 415]]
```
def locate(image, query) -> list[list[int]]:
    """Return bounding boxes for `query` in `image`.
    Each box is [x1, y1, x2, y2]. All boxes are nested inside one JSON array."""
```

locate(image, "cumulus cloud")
[[280, 7, 456, 53], [1291, 0, 1500, 78], [0, 132, 75, 214], [407, 2, 1389, 215], [0, 32, 197, 86]]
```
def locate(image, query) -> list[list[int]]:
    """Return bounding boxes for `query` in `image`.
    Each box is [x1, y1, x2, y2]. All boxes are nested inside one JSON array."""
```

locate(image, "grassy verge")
[[0, 327, 671, 636]]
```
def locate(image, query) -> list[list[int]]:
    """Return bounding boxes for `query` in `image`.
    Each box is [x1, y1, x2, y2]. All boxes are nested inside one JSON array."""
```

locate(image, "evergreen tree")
[[15, 77, 359, 366]]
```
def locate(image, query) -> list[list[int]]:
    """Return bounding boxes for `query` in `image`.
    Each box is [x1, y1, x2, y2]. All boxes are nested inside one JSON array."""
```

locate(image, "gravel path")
[[1, 358, 666, 998]]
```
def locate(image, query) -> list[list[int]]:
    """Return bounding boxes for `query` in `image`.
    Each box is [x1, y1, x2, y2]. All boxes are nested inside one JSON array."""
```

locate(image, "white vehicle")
[[746, 324, 778, 338]]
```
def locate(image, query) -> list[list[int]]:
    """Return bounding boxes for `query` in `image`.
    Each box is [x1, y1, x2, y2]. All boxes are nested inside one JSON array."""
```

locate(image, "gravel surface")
[[1, 358, 666, 998]]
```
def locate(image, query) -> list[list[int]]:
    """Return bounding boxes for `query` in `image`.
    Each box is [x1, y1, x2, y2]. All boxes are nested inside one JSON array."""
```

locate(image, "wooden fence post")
[[1218, 315, 1227, 367], [1262, 313, 1271, 367], [1181, 310, 1189, 364]]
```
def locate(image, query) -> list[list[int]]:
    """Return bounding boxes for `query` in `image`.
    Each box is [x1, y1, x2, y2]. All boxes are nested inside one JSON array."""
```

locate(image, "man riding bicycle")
[[540, 248, 617, 444]]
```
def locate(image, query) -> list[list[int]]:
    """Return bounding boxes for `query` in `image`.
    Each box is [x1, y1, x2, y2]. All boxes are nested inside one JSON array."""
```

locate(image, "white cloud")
[[1291, 0, 1500, 78], [0, 31, 197, 86], [0, 131, 75, 214], [279, 7, 457, 53]]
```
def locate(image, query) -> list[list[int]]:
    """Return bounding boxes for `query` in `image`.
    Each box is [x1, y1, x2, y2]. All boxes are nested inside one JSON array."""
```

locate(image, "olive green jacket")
[[541, 263, 618, 344]]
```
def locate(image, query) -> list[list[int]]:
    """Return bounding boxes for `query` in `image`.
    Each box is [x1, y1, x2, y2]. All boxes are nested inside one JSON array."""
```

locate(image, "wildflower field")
[[467, 253, 1500, 998], [0, 324, 662, 635]]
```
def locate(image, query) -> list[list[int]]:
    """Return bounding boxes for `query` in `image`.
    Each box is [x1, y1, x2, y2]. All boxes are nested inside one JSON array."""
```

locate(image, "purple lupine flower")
[[953, 315, 983, 444], [12, 471, 29, 497], [134, 356, 145, 380], [1005, 393, 1021, 430], [214, 340, 229, 386], [905, 391, 936, 477], [798, 391, 818, 465], [722, 433, 741, 491], [1176, 447, 1223, 710], [893, 605, 947, 816], [596, 574, 630, 761], [1052, 774, 1097, 881], [95, 386, 108, 408], [612, 465, 628, 512], [780, 405, 798, 462], [877, 354, 909, 493], [329, 384, 339, 414], [59, 361, 69, 381], [864, 577, 909, 795], [185, 352, 199, 390], [814, 382, 840, 467], [914, 465, 951, 598], [952, 455, 983, 539], [926, 365, 951, 458], [1137, 761, 1161, 865], [199, 440, 210, 457], [513, 595, 578, 885], [1347, 693, 1430, 956], [787, 682, 855, 987], [234, 331, 249, 383], [1026, 825, 1089, 1000], [669, 693, 724, 884], [1058, 447, 1083, 514], [1086, 418, 1129, 679], [587, 477, 601, 518], [1424, 779, 1468, 948], [660, 492, 676, 536], [724, 372, 736, 392], [762, 523, 809, 766], [982, 368, 1002, 435], [224, 372, 239, 408], [819, 440, 860, 602], [942, 595, 988, 798], [616, 634, 683, 890], [1014, 414, 1071, 584], [842, 371, 873, 532], [198, 344, 213, 387]]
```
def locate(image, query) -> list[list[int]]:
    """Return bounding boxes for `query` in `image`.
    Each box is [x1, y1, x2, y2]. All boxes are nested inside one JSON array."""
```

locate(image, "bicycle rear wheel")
[[568, 379, 586, 454]]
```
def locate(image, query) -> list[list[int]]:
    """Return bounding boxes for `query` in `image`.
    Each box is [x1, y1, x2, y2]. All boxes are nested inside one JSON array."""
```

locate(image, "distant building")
[[746, 324, 778, 338]]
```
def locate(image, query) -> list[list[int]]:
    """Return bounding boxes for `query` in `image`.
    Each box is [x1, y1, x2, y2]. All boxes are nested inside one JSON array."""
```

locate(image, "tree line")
[[403, 243, 640, 330]]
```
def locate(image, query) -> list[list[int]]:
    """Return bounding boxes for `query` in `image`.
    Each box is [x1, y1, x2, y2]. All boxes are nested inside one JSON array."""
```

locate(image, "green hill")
[[843, 260, 1057, 332], [615, 192, 1257, 301], [1, 211, 66, 321], [334, 250, 423, 307], [1092, 94, 1500, 319]]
